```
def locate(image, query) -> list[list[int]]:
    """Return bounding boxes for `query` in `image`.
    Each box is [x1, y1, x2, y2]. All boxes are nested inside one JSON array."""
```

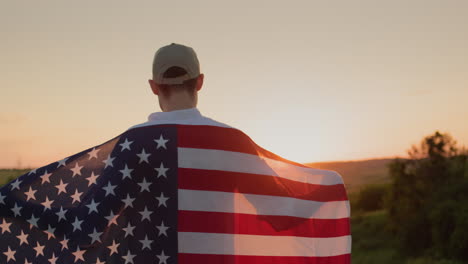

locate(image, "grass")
[[0, 169, 30, 187]]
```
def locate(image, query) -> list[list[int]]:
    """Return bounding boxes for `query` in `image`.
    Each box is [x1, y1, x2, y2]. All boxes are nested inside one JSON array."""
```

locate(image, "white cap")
[[152, 43, 201, 85]]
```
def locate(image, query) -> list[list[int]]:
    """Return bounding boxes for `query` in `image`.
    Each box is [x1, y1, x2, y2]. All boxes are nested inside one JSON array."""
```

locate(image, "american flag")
[[0, 123, 351, 264]]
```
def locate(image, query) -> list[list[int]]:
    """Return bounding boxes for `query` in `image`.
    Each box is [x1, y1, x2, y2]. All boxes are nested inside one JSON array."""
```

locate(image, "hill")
[[306, 158, 395, 193]]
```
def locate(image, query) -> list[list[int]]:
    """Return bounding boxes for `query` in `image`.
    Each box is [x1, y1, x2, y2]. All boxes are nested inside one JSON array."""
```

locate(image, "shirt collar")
[[147, 107, 202, 122]]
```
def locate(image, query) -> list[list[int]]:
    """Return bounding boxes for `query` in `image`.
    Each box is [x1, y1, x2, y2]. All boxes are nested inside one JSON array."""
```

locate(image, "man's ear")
[[196, 74, 204, 92], [148, 79, 159, 95]]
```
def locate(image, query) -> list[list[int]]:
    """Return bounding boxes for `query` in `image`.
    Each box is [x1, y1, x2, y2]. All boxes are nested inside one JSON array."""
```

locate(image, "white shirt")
[[127, 107, 233, 131]]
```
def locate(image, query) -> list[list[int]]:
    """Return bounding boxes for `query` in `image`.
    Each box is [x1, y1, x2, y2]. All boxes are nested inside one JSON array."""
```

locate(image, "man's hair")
[[157, 66, 198, 98]]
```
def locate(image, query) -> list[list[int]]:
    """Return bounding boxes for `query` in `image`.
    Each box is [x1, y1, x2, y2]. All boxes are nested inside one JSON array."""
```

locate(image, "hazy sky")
[[1, 0, 467, 168]]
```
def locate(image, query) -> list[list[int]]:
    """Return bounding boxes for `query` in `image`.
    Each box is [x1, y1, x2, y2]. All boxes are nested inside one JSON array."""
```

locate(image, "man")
[[0, 43, 351, 264]]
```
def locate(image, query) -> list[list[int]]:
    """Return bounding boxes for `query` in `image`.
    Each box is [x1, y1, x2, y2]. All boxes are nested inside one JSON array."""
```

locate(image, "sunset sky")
[[1, 0, 467, 168]]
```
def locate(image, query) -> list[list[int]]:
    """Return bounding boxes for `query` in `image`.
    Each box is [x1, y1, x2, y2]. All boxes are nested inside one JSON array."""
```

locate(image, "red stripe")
[[179, 168, 348, 202], [177, 125, 309, 168], [179, 253, 351, 264], [179, 211, 350, 237]]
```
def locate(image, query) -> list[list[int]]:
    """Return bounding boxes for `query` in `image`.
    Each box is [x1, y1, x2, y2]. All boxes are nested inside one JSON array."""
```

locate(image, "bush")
[[353, 184, 389, 212]]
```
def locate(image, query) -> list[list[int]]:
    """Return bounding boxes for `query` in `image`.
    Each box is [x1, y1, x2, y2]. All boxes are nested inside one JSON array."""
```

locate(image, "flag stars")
[[139, 235, 153, 250], [120, 164, 134, 179], [41, 196, 54, 211], [154, 134, 169, 149], [107, 240, 120, 256], [56, 157, 68, 168], [139, 206, 153, 222], [3, 246, 16, 262], [156, 221, 169, 237], [87, 147, 100, 160], [102, 182, 117, 197], [88, 228, 103, 244], [46, 224, 56, 239], [71, 189, 83, 204], [33, 241, 45, 257], [60, 236, 69, 250], [138, 177, 152, 192], [157, 250, 170, 264], [86, 199, 100, 214], [121, 194, 135, 208], [72, 247, 86, 262], [156, 192, 169, 207], [16, 230, 29, 245], [122, 222, 136, 237], [86, 171, 99, 186], [28, 168, 38, 175], [122, 250, 136, 264], [155, 162, 169, 178], [55, 179, 68, 195], [105, 210, 120, 226], [0, 219, 12, 234], [70, 162, 83, 177], [24, 186, 37, 201], [11, 202, 22, 217], [119, 138, 133, 151], [10, 178, 22, 190], [103, 155, 115, 168], [56, 206, 68, 222], [72, 217, 83, 232], [136, 148, 151, 164], [27, 214, 39, 228], [0, 193, 5, 204], [40, 170, 52, 184], [48, 252, 58, 264]]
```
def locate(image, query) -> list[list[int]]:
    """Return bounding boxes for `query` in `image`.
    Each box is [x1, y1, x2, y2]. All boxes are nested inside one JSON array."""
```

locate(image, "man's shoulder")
[[126, 115, 236, 131]]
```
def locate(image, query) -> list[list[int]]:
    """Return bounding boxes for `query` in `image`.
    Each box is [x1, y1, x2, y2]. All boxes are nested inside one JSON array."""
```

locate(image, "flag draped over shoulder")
[[0, 124, 351, 264]]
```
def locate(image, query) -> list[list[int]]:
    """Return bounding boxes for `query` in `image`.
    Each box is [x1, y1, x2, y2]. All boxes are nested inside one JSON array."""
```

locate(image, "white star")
[[0, 193, 5, 204], [11, 202, 22, 217], [3, 246, 16, 262], [156, 192, 169, 207], [46, 224, 56, 239], [24, 258, 32, 264], [33, 241, 45, 257], [156, 250, 170, 264], [56, 157, 68, 167], [139, 235, 153, 250], [136, 148, 151, 164], [88, 228, 102, 244], [154, 134, 169, 149], [102, 182, 117, 197], [40, 170, 52, 184], [154, 162, 169, 178], [28, 168, 38, 175], [24, 187, 37, 201], [122, 250, 136, 264], [70, 189, 82, 204], [103, 155, 115, 168], [27, 214, 39, 228], [56, 206, 68, 222], [120, 164, 133, 179], [121, 194, 135, 208], [105, 210, 120, 226], [10, 178, 22, 190], [122, 222, 135, 237], [119, 138, 133, 151], [0, 219, 12, 234], [87, 147, 100, 159], [86, 171, 99, 186], [55, 179, 68, 195], [71, 217, 83, 232], [16, 230, 29, 245], [139, 206, 153, 222], [41, 196, 54, 211], [48, 252, 58, 264], [86, 199, 100, 214], [70, 162, 83, 177], [72, 247, 86, 262], [107, 240, 120, 256], [60, 236, 69, 250], [95, 258, 105, 264], [156, 221, 170, 237], [138, 177, 152, 192]]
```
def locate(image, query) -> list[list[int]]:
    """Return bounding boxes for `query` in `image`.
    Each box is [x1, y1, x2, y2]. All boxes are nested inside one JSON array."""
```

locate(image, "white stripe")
[[179, 189, 350, 219], [179, 232, 351, 257], [178, 147, 344, 185]]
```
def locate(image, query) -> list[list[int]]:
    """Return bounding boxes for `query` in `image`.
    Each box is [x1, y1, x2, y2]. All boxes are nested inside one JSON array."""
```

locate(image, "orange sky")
[[1, 1, 467, 168]]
